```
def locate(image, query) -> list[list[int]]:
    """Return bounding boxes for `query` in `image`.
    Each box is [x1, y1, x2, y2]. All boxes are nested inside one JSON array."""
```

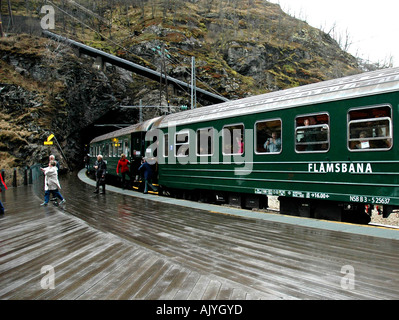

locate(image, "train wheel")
[[342, 204, 370, 224]]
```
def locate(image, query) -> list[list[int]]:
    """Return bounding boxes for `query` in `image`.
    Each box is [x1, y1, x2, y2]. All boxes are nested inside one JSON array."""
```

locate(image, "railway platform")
[[1, 169, 399, 300]]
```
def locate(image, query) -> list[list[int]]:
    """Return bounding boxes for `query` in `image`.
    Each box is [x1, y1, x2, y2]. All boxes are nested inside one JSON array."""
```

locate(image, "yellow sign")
[[44, 134, 54, 145], [112, 138, 120, 147]]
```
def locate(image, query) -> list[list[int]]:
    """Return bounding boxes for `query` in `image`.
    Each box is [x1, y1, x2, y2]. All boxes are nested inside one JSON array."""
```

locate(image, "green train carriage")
[[89, 118, 161, 188], [152, 67, 399, 223]]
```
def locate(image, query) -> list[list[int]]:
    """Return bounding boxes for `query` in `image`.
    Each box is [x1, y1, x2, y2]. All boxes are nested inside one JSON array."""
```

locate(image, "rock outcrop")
[[0, 35, 139, 176]]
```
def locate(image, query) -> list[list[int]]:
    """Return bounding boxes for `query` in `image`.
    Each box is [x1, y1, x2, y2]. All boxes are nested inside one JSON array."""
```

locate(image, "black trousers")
[[120, 171, 131, 188], [95, 176, 105, 193]]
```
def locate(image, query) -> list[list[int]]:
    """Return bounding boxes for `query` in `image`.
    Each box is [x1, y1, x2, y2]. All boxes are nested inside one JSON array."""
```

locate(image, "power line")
[[158, 45, 224, 99], [47, 0, 227, 105], [44, 30, 228, 105]]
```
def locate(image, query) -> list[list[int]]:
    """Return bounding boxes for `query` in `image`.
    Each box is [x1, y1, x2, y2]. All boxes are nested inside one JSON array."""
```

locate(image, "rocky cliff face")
[[0, 35, 140, 181], [224, 28, 358, 91], [119, 0, 359, 97]]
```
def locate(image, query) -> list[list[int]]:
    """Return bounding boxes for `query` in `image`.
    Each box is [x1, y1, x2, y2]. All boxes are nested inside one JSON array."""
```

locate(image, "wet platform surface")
[[1, 170, 399, 300]]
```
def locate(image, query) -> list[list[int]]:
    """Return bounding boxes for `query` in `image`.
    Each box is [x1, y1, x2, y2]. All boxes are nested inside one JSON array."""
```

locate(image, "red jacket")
[[116, 158, 130, 174], [0, 174, 7, 192]]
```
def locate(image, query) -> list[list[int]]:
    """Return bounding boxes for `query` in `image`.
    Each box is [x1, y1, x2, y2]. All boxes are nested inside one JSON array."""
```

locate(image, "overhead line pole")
[[191, 56, 196, 109]]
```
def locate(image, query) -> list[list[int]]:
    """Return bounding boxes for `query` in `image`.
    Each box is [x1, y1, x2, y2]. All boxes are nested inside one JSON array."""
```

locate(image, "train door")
[[143, 129, 159, 184], [131, 131, 145, 182]]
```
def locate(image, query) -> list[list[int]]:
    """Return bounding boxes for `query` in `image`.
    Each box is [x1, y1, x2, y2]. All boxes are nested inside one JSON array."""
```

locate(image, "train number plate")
[[349, 195, 391, 204]]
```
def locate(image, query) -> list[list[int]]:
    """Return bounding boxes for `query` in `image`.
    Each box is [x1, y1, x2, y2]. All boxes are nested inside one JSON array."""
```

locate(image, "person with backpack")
[[138, 157, 158, 194]]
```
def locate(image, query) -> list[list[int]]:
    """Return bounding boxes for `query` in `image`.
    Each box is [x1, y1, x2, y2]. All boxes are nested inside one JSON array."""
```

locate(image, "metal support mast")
[[191, 56, 196, 109]]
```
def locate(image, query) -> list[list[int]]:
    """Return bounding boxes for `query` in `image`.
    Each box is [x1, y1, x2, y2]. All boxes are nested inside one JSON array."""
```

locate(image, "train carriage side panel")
[[89, 117, 163, 185], [155, 67, 399, 221]]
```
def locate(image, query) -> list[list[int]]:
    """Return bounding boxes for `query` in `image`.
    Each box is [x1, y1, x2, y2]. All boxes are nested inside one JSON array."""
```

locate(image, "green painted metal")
[[89, 68, 399, 211], [157, 91, 399, 207]]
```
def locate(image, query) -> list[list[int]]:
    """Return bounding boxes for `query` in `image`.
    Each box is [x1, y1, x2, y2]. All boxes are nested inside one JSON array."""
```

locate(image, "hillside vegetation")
[[5, 0, 360, 96]]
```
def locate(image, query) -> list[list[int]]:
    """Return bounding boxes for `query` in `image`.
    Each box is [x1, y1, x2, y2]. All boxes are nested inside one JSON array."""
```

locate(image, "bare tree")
[[341, 28, 352, 52], [322, 21, 352, 52], [358, 54, 394, 71]]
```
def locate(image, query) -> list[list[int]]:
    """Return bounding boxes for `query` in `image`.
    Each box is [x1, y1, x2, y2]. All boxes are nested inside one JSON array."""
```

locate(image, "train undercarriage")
[[278, 197, 372, 224], [158, 186, 397, 225], [89, 170, 394, 225]]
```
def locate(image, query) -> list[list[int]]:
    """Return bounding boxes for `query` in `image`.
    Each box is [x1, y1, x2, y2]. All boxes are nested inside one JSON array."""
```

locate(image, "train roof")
[[155, 67, 399, 129], [90, 117, 161, 143]]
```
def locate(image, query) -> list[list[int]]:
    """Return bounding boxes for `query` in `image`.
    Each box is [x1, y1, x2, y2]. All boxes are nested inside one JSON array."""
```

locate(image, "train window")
[[223, 124, 244, 155], [255, 119, 282, 154], [117, 141, 123, 156], [108, 143, 112, 157], [123, 140, 130, 157], [103, 144, 109, 158], [295, 113, 329, 152], [163, 134, 169, 157], [348, 105, 392, 151], [197, 128, 214, 156], [175, 131, 189, 157]]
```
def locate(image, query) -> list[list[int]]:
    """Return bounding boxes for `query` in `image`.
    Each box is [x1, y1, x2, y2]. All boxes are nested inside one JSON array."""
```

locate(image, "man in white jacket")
[[40, 160, 66, 206]]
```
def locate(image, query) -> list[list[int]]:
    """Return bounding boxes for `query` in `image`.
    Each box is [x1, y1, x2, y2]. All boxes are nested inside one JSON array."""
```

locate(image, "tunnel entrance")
[[75, 108, 139, 169]]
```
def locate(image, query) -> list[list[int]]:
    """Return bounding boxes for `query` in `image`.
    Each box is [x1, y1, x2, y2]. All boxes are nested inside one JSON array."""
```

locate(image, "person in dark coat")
[[84, 154, 90, 171], [138, 158, 158, 194], [94, 154, 107, 194]]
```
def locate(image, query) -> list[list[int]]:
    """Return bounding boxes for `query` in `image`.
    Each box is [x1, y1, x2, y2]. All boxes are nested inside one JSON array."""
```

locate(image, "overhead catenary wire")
[[68, 0, 222, 100], [46, 0, 227, 105], [155, 44, 223, 99]]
